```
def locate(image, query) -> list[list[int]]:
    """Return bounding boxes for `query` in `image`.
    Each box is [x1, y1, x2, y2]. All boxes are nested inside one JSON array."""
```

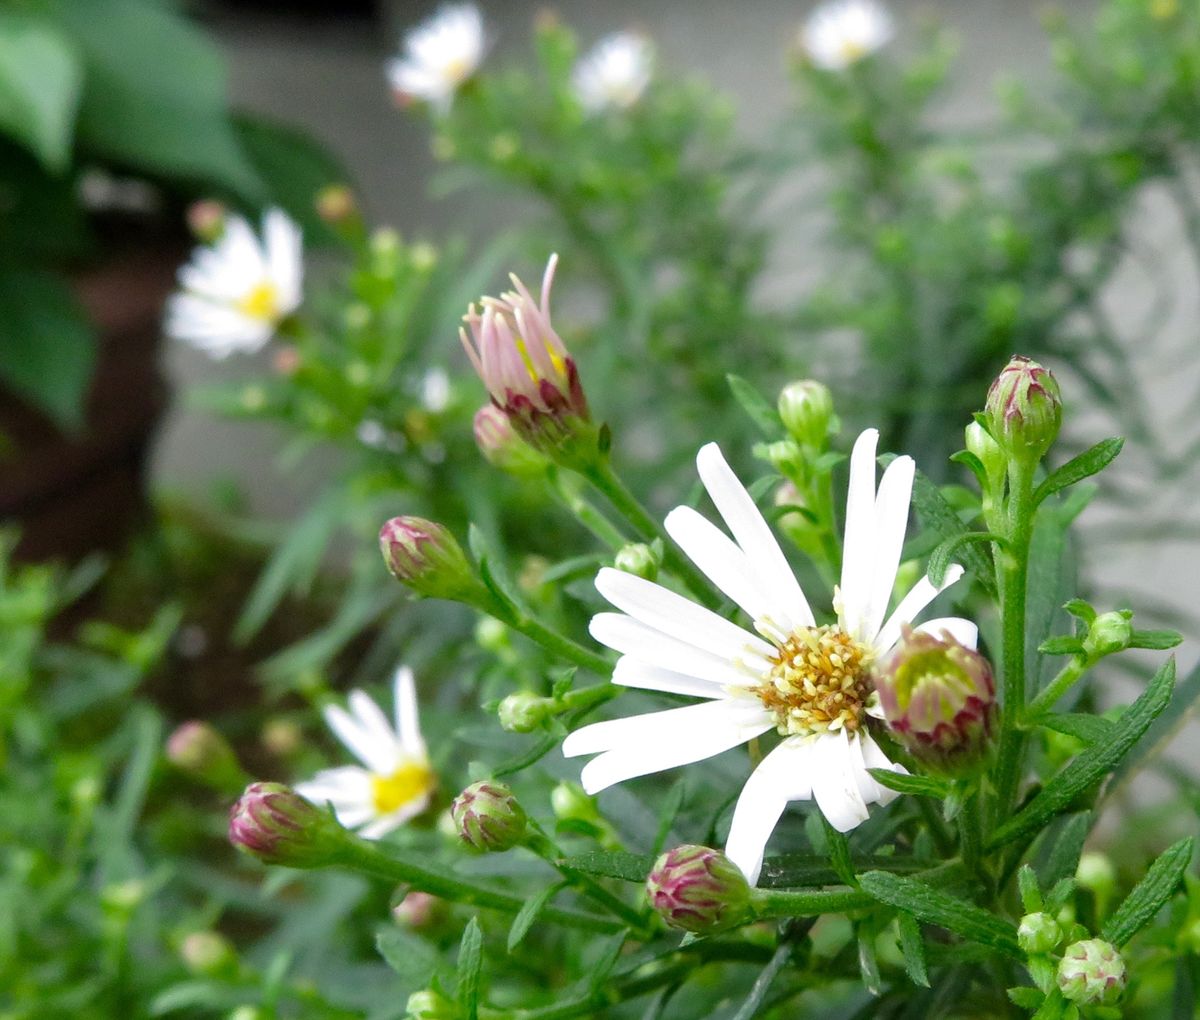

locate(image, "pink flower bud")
[[645, 845, 751, 933], [379, 516, 484, 603], [228, 782, 345, 868], [450, 781, 527, 852]]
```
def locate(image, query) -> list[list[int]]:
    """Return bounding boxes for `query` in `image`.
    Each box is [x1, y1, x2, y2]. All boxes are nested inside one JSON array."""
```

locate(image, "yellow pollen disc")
[[371, 760, 435, 815], [756, 625, 873, 737], [236, 281, 281, 322], [839, 38, 867, 64]]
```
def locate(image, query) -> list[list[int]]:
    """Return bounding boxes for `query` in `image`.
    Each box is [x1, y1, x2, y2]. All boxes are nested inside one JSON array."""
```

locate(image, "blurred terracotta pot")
[[0, 242, 183, 563]]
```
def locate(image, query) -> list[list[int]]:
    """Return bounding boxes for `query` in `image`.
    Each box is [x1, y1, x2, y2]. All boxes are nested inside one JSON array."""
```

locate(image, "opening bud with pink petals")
[[645, 845, 751, 933]]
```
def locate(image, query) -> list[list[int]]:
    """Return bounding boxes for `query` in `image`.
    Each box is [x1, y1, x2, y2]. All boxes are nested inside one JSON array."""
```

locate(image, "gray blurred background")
[[156, 0, 1197, 689]]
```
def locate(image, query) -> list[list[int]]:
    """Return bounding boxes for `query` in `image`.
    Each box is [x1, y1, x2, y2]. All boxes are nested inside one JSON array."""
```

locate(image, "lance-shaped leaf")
[[456, 918, 483, 1020], [910, 473, 996, 595], [1101, 837, 1194, 948], [1033, 437, 1124, 506]]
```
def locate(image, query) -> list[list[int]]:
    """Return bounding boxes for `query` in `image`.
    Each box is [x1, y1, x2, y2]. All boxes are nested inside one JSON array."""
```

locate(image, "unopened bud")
[[778, 380, 834, 448], [472, 405, 547, 476], [1057, 938, 1126, 1006], [392, 890, 447, 930], [451, 781, 527, 852], [180, 930, 237, 976], [1083, 611, 1133, 660], [550, 781, 598, 824], [261, 718, 303, 757], [1075, 852, 1117, 917], [646, 845, 751, 933], [498, 691, 552, 733], [228, 782, 346, 868], [186, 200, 226, 242], [985, 356, 1063, 463], [315, 184, 358, 225], [614, 542, 658, 580], [379, 517, 485, 603], [1018, 911, 1063, 955], [406, 988, 455, 1020], [874, 627, 996, 775], [763, 439, 803, 476], [166, 722, 244, 791]]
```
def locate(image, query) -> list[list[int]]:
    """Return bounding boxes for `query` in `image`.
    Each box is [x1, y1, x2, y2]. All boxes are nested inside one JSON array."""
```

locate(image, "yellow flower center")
[[838, 38, 868, 64], [443, 56, 472, 84], [371, 760, 435, 815], [236, 281, 281, 322], [755, 625, 873, 737]]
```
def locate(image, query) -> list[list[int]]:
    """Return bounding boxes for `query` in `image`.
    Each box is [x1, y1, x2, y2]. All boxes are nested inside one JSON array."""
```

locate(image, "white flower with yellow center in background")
[[296, 666, 436, 840], [165, 208, 302, 359], [801, 0, 894, 71], [387, 4, 485, 113], [563, 429, 976, 885], [573, 32, 655, 113]]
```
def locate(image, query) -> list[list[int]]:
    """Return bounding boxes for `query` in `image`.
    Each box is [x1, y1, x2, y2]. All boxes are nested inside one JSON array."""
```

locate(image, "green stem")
[[335, 835, 620, 935], [497, 604, 613, 677], [750, 886, 875, 920], [551, 473, 629, 551], [581, 458, 721, 608], [1025, 655, 1091, 718], [992, 458, 1036, 821], [958, 787, 985, 892]]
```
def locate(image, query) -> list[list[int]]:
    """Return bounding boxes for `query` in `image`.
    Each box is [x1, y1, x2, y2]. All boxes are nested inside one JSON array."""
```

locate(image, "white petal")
[[358, 794, 431, 840], [725, 738, 815, 886], [874, 564, 965, 654], [811, 730, 870, 832], [914, 616, 978, 650], [392, 665, 426, 755], [839, 428, 879, 641], [859, 731, 905, 807], [664, 506, 774, 624], [595, 567, 774, 665], [562, 698, 769, 757], [612, 657, 728, 699], [264, 207, 303, 310], [295, 765, 369, 804], [695, 444, 814, 632], [859, 455, 915, 643], [323, 703, 393, 775], [349, 690, 402, 770], [589, 613, 760, 688]]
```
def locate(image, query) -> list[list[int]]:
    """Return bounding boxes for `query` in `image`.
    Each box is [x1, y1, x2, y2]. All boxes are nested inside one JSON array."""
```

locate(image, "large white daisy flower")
[[165, 208, 302, 359], [296, 666, 435, 840], [572, 32, 654, 114], [801, 0, 894, 71], [563, 429, 975, 885], [387, 4, 485, 113]]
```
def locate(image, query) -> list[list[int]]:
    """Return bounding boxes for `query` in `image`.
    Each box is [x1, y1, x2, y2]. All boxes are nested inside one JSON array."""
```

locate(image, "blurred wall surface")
[[155, 0, 1197, 685]]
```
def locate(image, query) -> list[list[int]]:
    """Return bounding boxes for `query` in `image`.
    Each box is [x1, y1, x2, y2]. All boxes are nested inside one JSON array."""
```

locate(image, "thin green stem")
[[750, 886, 875, 920], [335, 835, 621, 935], [581, 459, 722, 609], [500, 606, 613, 676], [958, 788, 985, 893], [992, 458, 1036, 821], [551, 474, 629, 551], [1025, 655, 1091, 718]]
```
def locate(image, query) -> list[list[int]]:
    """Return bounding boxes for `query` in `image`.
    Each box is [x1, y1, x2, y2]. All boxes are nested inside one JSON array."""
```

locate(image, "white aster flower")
[[573, 32, 654, 113], [563, 429, 975, 885], [296, 666, 435, 840], [166, 208, 302, 359], [801, 0, 894, 71], [387, 4, 485, 113]]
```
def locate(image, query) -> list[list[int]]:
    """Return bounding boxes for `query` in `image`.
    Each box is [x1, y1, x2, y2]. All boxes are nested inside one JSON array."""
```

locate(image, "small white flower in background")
[[166, 208, 302, 359], [801, 0, 894, 71], [296, 666, 435, 840], [573, 32, 654, 113], [563, 429, 974, 885], [421, 366, 452, 412], [387, 4, 485, 113]]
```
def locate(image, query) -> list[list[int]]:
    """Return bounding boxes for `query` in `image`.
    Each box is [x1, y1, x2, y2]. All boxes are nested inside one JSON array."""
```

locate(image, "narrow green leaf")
[[508, 882, 566, 952], [1033, 438, 1124, 506], [652, 780, 685, 857], [1038, 813, 1092, 890], [857, 871, 1021, 958], [491, 731, 558, 779], [1038, 636, 1084, 656], [866, 769, 950, 799], [1031, 988, 1067, 1020], [857, 924, 883, 996], [927, 531, 1000, 587], [1112, 657, 1200, 785], [456, 918, 483, 1020], [557, 851, 653, 884], [0, 15, 82, 170], [821, 815, 857, 888], [910, 472, 996, 596], [1007, 987, 1045, 1009], [727, 374, 782, 437], [1032, 713, 1114, 746], [989, 659, 1176, 851], [1018, 866, 1043, 913], [1129, 629, 1183, 651], [730, 939, 792, 1020], [897, 912, 930, 987], [1101, 837, 1194, 947], [586, 930, 628, 994], [375, 928, 438, 988]]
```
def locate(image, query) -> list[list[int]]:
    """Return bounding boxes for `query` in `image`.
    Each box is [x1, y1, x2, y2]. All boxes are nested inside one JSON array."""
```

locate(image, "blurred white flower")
[[387, 4, 485, 113], [564, 429, 974, 885], [421, 366, 452, 412], [296, 666, 435, 840], [573, 32, 654, 113], [801, 0, 894, 71], [165, 208, 302, 359]]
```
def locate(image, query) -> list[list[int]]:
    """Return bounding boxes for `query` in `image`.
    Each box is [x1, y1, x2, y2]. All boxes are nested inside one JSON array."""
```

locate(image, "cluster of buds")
[[644, 845, 751, 934], [984, 355, 1062, 464], [379, 516, 487, 604], [1057, 938, 1126, 1006], [461, 255, 598, 465], [450, 780, 527, 852], [874, 627, 996, 775], [228, 782, 347, 868]]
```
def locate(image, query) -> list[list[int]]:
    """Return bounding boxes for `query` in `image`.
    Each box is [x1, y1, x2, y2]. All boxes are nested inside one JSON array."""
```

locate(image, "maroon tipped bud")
[[392, 890, 448, 930], [228, 782, 345, 868], [166, 722, 245, 792], [1057, 938, 1126, 1006], [645, 845, 751, 933], [450, 781, 527, 852], [186, 200, 226, 242], [874, 627, 996, 775], [472, 405, 547, 476], [315, 184, 358, 225], [379, 516, 485, 603], [985, 355, 1063, 463]]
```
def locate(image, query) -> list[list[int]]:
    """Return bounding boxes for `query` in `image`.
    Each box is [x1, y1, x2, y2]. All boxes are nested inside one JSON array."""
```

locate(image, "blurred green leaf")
[[508, 881, 566, 952], [376, 927, 439, 990], [0, 15, 82, 171], [1101, 837, 1194, 948]]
